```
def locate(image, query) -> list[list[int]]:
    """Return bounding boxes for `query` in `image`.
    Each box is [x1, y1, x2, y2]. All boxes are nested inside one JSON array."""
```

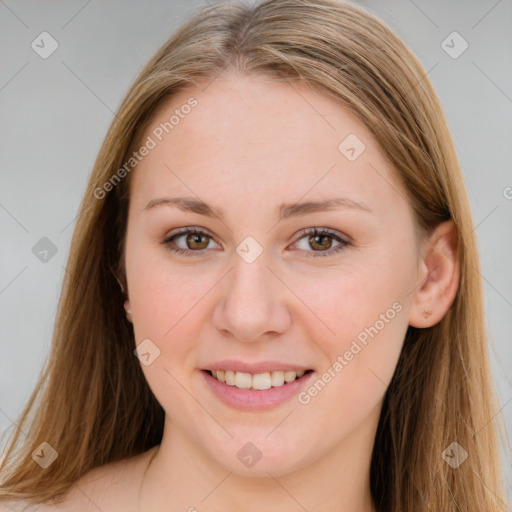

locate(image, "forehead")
[[129, 74, 407, 218]]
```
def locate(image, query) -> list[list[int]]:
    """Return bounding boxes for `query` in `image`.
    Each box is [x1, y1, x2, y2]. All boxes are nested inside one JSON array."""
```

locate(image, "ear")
[[409, 220, 460, 328], [124, 299, 133, 323]]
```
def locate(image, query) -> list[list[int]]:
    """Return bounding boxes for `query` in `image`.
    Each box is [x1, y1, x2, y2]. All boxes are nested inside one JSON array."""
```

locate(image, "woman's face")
[[124, 74, 420, 476]]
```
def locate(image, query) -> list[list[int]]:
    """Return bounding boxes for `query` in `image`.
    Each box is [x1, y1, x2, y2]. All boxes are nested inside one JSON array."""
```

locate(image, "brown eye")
[[292, 228, 350, 258], [309, 234, 333, 251], [186, 232, 210, 250], [163, 227, 221, 256]]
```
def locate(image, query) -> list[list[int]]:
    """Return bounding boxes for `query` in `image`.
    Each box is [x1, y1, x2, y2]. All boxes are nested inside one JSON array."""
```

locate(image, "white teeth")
[[284, 371, 296, 383], [209, 369, 308, 390], [235, 372, 252, 389], [225, 370, 236, 386], [252, 373, 272, 390], [271, 371, 285, 387]]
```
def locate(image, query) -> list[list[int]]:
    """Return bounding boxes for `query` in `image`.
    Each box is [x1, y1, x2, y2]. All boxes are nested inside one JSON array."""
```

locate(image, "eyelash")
[[162, 226, 351, 258]]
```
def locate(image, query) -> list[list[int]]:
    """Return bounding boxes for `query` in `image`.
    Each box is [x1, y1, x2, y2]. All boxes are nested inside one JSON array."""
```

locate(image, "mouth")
[[201, 368, 314, 391]]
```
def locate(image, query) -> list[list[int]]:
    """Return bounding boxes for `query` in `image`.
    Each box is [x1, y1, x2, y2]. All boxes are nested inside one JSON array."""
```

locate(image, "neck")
[[138, 415, 378, 512]]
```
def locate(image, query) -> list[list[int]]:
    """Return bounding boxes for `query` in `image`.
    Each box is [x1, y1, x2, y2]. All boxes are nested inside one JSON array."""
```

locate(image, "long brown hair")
[[1, 1, 508, 510]]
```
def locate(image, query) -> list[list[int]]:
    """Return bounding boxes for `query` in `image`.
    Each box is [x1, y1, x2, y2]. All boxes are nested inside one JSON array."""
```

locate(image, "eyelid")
[[289, 227, 351, 258], [162, 226, 351, 257], [162, 226, 222, 248], [291, 227, 351, 245], [163, 226, 349, 244], [163, 225, 217, 240]]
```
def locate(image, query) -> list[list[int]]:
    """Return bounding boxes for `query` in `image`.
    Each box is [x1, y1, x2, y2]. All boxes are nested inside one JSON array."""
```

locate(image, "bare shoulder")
[[55, 446, 158, 511], [0, 446, 159, 512]]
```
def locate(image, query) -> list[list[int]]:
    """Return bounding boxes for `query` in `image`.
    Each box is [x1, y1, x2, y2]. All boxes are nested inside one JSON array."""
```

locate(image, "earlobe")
[[124, 299, 133, 323], [409, 220, 460, 328]]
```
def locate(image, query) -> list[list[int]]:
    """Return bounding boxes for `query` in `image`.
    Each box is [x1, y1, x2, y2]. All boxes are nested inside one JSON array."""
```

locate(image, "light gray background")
[[1, 0, 511, 503]]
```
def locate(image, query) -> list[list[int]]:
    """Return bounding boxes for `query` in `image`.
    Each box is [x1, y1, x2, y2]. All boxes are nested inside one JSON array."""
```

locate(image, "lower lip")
[[201, 370, 315, 411]]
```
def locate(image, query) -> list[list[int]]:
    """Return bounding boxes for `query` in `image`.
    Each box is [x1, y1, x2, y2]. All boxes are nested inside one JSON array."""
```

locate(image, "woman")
[[0, 0, 508, 510]]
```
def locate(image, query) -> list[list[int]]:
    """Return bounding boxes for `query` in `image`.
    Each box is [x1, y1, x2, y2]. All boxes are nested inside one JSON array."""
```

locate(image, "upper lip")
[[202, 360, 312, 374]]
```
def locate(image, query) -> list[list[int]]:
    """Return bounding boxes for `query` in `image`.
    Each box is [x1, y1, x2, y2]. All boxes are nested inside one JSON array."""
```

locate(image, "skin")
[[43, 73, 459, 512]]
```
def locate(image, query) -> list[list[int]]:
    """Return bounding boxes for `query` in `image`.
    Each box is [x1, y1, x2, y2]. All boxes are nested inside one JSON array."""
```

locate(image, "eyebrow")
[[143, 195, 373, 220]]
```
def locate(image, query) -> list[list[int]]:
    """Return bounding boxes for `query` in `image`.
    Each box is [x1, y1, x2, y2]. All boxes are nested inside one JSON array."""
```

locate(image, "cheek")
[[125, 242, 216, 361], [126, 251, 219, 414], [295, 242, 415, 402], [292, 270, 409, 449], [299, 251, 412, 349], [287, 272, 409, 471]]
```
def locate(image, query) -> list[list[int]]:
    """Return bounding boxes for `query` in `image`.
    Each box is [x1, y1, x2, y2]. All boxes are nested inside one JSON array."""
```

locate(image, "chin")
[[207, 432, 314, 478]]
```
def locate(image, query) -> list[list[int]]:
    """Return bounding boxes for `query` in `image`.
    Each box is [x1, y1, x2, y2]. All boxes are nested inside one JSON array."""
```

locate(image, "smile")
[[204, 369, 313, 390]]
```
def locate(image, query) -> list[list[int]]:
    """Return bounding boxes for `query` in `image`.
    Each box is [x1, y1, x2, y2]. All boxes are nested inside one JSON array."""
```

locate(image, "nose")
[[212, 251, 291, 342]]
